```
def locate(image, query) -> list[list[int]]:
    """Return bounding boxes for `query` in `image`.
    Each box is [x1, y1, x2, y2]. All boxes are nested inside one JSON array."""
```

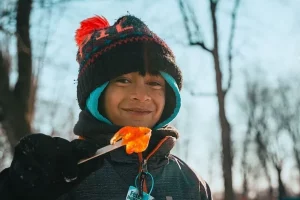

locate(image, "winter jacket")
[[0, 111, 212, 200]]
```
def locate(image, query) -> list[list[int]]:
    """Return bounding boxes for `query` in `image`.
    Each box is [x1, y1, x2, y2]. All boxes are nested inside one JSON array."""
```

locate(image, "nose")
[[130, 82, 151, 102]]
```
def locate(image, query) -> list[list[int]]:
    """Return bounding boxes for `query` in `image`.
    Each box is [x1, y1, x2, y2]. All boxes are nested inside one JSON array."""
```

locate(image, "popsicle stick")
[[78, 140, 124, 164]]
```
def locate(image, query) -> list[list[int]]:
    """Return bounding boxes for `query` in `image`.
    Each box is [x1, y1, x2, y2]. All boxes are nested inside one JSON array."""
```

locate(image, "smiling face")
[[103, 72, 166, 128]]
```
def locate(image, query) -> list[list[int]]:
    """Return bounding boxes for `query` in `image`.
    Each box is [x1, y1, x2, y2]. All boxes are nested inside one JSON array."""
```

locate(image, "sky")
[[22, 0, 300, 194]]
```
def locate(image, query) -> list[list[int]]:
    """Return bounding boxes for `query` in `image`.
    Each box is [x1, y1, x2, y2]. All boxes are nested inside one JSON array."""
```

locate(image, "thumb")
[[71, 139, 99, 160], [53, 137, 78, 182]]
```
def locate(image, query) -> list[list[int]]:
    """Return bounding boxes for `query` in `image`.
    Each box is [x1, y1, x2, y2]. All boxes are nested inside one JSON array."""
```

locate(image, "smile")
[[122, 108, 152, 114]]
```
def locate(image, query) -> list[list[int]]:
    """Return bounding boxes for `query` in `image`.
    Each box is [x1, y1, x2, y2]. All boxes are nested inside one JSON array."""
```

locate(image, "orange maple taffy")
[[110, 126, 152, 154]]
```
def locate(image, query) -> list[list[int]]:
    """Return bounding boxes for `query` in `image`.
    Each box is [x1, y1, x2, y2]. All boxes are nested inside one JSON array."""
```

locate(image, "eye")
[[115, 77, 131, 84], [148, 81, 161, 86], [148, 81, 164, 89]]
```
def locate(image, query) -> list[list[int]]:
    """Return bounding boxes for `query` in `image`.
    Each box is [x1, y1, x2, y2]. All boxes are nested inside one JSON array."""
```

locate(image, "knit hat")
[[75, 15, 182, 129]]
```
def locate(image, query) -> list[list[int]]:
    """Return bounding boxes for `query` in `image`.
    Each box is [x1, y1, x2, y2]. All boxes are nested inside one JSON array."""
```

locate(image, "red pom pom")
[[75, 15, 110, 46]]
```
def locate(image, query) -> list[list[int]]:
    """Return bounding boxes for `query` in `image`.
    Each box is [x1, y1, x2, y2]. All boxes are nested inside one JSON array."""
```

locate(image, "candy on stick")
[[78, 126, 152, 164], [110, 126, 152, 154]]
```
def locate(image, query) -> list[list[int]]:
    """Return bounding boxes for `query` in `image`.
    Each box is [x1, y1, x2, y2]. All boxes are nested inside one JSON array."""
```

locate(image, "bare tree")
[[178, 0, 241, 199], [238, 71, 300, 199], [0, 0, 34, 150], [239, 75, 274, 200], [239, 76, 257, 200], [0, 0, 73, 152], [271, 79, 300, 190]]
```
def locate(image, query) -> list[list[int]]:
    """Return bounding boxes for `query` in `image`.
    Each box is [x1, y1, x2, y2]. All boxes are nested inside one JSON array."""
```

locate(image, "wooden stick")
[[78, 140, 124, 164]]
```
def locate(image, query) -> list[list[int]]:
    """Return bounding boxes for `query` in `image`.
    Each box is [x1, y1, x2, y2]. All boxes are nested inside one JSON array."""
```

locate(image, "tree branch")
[[183, 85, 216, 97], [0, 24, 14, 36], [210, 0, 219, 9], [190, 41, 213, 53], [224, 0, 241, 95], [190, 91, 217, 97], [177, 0, 212, 53], [178, 0, 191, 40]]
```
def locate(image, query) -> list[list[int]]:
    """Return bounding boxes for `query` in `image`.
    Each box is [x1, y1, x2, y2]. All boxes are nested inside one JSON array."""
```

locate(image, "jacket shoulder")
[[168, 154, 213, 200]]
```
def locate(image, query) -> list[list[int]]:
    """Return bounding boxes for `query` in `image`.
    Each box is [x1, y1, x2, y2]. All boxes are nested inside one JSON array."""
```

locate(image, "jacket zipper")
[[137, 137, 170, 193]]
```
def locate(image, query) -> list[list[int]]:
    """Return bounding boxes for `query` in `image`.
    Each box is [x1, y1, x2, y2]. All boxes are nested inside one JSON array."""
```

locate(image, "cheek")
[[155, 90, 166, 112], [104, 87, 120, 112]]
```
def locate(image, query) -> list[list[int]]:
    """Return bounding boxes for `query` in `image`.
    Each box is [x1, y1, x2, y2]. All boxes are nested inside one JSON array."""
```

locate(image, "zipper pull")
[[138, 159, 148, 198], [142, 159, 148, 172]]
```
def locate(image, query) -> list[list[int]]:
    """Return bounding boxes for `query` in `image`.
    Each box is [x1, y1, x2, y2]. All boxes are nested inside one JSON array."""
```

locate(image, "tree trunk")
[[210, 2, 234, 200], [242, 172, 248, 200], [295, 149, 300, 187], [241, 122, 251, 200], [267, 173, 274, 200], [291, 133, 300, 187], [177, 0, 236, 198], [214, 55, 234, 200], [0, 0, 33, 150], [276, 165, 286, 199]]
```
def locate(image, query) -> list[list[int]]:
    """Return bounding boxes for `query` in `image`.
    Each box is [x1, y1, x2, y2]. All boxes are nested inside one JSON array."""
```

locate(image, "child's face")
[[104, 72, 166, 128]]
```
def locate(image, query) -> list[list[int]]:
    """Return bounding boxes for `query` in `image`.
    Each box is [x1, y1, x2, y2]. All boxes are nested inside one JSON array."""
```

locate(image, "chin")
[[126, 121, 152, 128]]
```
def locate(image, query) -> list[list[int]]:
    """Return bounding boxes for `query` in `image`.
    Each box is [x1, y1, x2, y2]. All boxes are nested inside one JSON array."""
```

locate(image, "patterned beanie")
[[75, 15, 182, 129]]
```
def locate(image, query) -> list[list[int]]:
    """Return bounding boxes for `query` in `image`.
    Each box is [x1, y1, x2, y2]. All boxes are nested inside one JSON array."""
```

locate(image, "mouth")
[[122, 108, 152, 114]]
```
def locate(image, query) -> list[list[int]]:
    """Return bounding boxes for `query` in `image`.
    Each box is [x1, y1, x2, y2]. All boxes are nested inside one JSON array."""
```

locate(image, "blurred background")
[[0, 0, 299, 199]]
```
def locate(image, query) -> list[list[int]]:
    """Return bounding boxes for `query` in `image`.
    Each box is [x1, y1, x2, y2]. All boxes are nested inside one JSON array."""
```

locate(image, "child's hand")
[[8, 133, 98, 196]]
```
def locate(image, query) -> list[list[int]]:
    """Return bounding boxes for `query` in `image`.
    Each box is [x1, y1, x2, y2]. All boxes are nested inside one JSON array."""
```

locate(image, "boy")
[[0, 15, 212, 200]]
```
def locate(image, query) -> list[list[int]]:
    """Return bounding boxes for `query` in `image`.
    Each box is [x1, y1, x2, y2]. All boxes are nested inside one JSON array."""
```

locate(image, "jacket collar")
[[73, 111, 179, 164]]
